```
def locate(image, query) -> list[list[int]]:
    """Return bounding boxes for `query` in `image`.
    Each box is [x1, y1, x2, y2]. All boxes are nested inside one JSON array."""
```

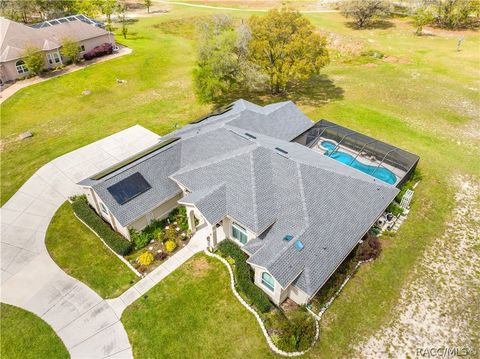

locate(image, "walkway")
[[107, 224, 213, 317], [0, 125, 160, 359], [0, 46, 132, 104]]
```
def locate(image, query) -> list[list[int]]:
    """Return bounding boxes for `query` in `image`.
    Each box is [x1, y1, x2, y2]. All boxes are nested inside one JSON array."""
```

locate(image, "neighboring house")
[[0, 14, 114, 83], [78, 100, 419, 306]]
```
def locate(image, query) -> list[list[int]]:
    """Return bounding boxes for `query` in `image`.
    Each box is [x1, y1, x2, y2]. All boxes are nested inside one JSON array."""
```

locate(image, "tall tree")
[[144, 0, 152, 13], [22, 46, 44, 75], [248, 8, 329, 94], [340, 0, 391, 28], [118, 2, 128, 39]]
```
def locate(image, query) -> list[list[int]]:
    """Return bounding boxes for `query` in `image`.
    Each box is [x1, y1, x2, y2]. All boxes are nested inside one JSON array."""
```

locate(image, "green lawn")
[[122, 254, 275, 359], [2, 5, 479, 359], [0, 303, 69, 359], [46, 202, 138, 298]]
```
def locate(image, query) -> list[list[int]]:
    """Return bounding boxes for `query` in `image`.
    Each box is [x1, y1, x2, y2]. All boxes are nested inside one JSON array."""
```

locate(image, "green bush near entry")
[[217, 240, 272, 313], [72, 195, 132, 255]]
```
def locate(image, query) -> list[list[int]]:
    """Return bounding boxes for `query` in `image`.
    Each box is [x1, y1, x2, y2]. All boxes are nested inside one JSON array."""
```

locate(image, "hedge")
[[71, 196, 132, 255], [217, 240, 272, 313]]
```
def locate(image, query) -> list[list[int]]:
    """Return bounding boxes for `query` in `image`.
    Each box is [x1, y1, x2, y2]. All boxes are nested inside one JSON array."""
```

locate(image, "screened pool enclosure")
[[293, 120, 419, 187]]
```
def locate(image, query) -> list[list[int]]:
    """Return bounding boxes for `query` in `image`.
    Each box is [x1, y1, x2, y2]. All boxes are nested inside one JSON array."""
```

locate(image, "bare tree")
[[341, 0, 391, 28]]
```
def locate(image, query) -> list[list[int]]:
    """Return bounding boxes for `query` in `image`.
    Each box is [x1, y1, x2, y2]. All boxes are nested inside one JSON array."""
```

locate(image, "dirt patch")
[[189, 256, 211, 278], [363, 63, 378, 69], [356, 176, 480, 358]]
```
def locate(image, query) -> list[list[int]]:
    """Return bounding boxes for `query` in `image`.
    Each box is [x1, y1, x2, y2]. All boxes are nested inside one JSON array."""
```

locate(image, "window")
[[99, 202, 108, 214], [261, 272, 274, 292], [79, 45, 85, 52], [15, 60, 28, 74], [232, 222, 247, 244], [46, 52, 61, 65]]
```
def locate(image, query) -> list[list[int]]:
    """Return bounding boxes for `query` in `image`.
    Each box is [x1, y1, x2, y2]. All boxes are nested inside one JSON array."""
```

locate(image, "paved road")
[[1, 126, 160, 359]]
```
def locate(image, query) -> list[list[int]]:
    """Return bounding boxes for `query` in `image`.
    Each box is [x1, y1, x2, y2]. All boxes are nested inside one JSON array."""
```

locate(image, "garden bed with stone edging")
[[205, 250, 376, 356], [204, 249, 319, 357]]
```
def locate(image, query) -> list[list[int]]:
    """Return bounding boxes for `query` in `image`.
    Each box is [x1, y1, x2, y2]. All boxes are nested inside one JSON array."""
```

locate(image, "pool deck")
[[312, 138, 406, 186]]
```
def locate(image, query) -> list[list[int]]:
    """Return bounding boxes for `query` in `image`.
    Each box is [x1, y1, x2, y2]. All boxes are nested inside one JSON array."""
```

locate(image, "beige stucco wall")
[[252, 265, 288, 305], [1, 60, 23, 82], [223, 216, 257, 245], [83, 187, 181, 241], [1, 33, 115, 82], [78, 34, 114, 55], [286, 285, 310, 305], [252, 265, 311, 306], [128, 193, 183, 232]]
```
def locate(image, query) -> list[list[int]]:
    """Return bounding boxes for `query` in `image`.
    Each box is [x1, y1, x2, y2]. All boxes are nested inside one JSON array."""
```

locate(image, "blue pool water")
[[321, 141, 397, 185]]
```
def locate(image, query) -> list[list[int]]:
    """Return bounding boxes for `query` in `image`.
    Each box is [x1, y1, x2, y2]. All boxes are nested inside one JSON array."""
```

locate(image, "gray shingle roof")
[[78, 99, 401, 298], [178, 184, 227, 225]]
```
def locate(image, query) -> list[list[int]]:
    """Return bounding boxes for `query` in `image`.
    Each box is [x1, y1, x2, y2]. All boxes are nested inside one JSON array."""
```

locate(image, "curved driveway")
[[0, 125, 160, 358]]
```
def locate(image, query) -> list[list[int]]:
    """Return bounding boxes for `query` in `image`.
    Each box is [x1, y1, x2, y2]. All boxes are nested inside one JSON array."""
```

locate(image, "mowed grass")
[[122, 254, 275, 359], [2, 6, 479, 358], [0, 303, 69, 359], [46, 202, 138, 298]]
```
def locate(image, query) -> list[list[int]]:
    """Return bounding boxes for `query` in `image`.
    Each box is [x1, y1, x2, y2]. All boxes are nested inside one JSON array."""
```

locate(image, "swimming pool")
[[321, 141, 397, 185]]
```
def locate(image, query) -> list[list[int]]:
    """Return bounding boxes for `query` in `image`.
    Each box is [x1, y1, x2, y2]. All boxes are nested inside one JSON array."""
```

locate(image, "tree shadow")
[[216, 74, 344, 108], [345, 20, 395, 30]]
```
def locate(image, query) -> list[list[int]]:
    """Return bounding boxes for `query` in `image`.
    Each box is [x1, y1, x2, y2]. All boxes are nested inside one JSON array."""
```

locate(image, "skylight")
[[107, 172, 151, 205], [283, 234, 293, 241], [294, 240, 304, 250]]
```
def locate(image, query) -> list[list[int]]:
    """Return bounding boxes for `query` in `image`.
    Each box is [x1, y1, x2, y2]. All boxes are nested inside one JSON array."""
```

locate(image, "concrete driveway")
[[0, 125, 160, 358]]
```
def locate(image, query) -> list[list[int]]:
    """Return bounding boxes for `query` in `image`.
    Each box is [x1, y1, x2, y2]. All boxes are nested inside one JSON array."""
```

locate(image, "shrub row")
[[217, 240, 272, 313], [72, 196, 132, 255]]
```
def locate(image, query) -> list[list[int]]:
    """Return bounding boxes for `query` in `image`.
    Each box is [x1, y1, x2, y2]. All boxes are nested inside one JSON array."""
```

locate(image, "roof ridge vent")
[[275, 147, 288, 154], [245, 132, 257, 139]]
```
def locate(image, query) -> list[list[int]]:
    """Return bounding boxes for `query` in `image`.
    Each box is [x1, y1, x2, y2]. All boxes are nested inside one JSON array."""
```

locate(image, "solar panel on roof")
[[107, 172, 151, 205], [294, 240, 304, 250]]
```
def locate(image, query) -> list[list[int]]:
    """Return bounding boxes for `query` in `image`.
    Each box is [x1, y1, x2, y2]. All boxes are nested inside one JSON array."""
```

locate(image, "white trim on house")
[[15, 60, 28, 74]]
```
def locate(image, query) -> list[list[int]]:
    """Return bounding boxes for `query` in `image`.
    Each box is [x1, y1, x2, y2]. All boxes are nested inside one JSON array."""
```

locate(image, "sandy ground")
[[357, 176, 480, 358]]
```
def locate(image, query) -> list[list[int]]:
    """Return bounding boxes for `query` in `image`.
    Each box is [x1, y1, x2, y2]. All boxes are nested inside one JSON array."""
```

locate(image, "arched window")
[[261, 272, 274, 292], [15, 60, 28, 75]]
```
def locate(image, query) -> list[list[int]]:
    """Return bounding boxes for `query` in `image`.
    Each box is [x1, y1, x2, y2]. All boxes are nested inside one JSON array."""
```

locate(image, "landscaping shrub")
[[387, 202, 403, 217], [153, 228, 164, 242], [395, 170, 422, 203], [155, 252, 167, 261], [279, 309, 316, 351], [130, 229, 151, 249], [217, 240, 272, 313], [355, 234, 382, 261], [312, 251, 357, 310], [164, 240, 176, 253], [138, 251, 154, 266], [165, 226, 178, 241], [71, 196, 132, 255]]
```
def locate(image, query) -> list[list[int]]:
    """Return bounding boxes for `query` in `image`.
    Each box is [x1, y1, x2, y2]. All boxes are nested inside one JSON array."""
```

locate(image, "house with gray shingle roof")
[[78, 99, 417, 305]]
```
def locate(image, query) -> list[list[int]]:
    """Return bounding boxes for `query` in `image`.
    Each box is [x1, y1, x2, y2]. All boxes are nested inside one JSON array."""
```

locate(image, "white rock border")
[[205, 249, 374, 357], [204, 249, 319, 357]]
